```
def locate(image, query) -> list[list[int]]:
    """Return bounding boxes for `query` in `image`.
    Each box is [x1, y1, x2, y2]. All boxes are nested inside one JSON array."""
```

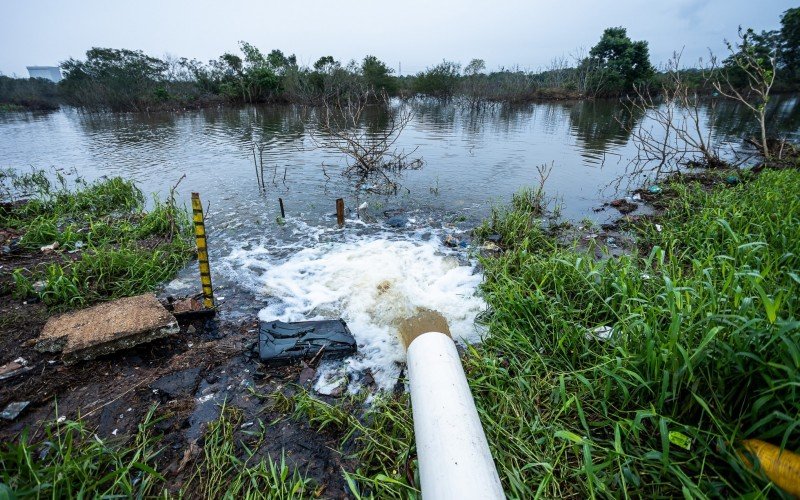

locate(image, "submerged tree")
[[412, 61, 462, 97], [621, 52, 727, 182], [361, 55, 397, 95], [311, 90, 422, 194]]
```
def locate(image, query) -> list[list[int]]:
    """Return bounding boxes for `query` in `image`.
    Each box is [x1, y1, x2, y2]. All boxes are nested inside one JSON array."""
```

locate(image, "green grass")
[[271, 389, 417, 498], [185, 406, 312, 499], [0, 407, 312, 499], [467, 169, 800, 497], [1, 169, 194, 309], [294, 169, 798, 498], [0, 407, 166, 498]]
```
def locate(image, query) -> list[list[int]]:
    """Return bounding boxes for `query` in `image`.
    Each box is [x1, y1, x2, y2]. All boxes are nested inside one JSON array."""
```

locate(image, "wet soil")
[[0, 242, 353, 496]]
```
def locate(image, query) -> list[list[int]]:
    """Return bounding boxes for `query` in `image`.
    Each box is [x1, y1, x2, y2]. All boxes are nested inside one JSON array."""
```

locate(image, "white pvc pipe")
[[406, 331, 505, 500]]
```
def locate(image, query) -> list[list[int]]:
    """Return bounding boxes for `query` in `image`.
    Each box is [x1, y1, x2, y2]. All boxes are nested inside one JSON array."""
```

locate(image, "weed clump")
[[470, 169, 800, 497], [0, 406, 312, 499], [278, 389, 418, 497], [0, 407, 164, 497], [185, 406, 311, 498], [1, 169, 194, 309]]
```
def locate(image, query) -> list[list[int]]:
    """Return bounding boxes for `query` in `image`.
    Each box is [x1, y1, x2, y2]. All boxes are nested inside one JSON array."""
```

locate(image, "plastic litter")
[[586, 325, 614, 341], [648, 185, 663, 194], [1, 401, 30, 421], [258, 319, 357, 365], [724, 175, 740, 185], [0, 358, 31, 381], [40, 241, 59, 254]]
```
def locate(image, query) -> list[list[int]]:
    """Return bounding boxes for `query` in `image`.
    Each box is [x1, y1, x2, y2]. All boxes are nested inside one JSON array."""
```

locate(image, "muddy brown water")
[[1, 97, 798, 494]]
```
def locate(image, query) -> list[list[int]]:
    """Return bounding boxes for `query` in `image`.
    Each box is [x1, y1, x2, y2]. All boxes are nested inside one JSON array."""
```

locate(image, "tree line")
[[1, 7, 798, 112]]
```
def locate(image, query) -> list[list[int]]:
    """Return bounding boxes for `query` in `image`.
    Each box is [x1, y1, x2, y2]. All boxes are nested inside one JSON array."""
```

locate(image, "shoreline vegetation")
[[2, 8, 800, 112], [1, 6, 799, 499], [1, 153, 798, 497], [0, 171, 194, 310]]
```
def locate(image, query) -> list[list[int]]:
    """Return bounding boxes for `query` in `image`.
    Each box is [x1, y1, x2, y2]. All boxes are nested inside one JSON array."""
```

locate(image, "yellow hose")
[[739, 439, 800, 497]]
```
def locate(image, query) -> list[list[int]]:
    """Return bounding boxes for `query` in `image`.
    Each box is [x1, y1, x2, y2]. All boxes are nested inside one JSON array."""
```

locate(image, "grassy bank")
[[2, 169, 797, 497], [0, 170, 194, 309], [466, 168, 800, 497], [291, 168, 799, 497], [0, 406, 312, 498]]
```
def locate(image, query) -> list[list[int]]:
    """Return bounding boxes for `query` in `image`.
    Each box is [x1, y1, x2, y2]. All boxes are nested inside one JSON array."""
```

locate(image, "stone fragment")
[[386, 215, 408, 228], [151, 368, 202, 397], [36, 294, 179, 364], [173, 296, 203, 315], [298, 366, 316, 386], [443, 234, 459, 247]]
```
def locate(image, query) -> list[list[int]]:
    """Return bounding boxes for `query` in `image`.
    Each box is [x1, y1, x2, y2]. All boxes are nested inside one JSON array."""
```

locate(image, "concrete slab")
[[36, 294, 179, 364]]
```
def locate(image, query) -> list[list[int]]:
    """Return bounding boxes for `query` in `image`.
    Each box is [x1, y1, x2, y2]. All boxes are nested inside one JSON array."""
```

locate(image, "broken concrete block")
[[168, 294, 215, 319], [36, 294, 179, 364], [172, 296, 202, 315]]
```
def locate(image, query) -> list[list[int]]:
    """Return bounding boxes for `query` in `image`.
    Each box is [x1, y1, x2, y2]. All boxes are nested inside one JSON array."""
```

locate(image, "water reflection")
[[567, 100, 642, 163], [711, 94, 800, 143], [0, 96, 797, 224]]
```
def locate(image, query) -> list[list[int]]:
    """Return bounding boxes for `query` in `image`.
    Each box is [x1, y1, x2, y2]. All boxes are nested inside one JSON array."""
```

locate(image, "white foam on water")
[[224, 232, 485, 390]]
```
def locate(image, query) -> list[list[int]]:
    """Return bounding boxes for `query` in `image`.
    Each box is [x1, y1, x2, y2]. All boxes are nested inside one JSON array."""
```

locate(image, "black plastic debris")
[[258, 319, 357, 366]]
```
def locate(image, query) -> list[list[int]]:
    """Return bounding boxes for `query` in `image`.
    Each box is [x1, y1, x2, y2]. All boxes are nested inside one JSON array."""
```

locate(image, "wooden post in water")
[[191, 193, 215, 310], [279, 198, 286, 218], [336, 198, 345, 227]]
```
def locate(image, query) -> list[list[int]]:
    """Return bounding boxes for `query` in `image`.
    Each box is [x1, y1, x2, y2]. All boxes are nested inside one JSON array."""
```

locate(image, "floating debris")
[[724, 175, 740, 185], [587, 325, 614, 341], [443, 234, 460, 247], [609, 199, 638, 214], [481, 241, 502, 253], [40, 241, 60, 254]]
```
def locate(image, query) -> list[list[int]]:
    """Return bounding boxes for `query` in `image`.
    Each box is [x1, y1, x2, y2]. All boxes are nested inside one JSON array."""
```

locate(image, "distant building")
[[26, 66, 62, 83]]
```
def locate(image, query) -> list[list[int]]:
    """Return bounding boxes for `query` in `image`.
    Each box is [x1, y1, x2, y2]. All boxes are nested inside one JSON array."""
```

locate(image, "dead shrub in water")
[[619, 52, 731, 186], [310, 89, 423, 195]]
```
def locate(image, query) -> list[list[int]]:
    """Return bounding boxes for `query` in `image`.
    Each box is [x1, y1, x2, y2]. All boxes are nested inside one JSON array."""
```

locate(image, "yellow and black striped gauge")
[[191, 192, 214, 310]]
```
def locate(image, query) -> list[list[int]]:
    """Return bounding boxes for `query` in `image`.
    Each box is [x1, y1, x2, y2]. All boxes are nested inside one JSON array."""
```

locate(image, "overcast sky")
[[1, 0, 796, 77]]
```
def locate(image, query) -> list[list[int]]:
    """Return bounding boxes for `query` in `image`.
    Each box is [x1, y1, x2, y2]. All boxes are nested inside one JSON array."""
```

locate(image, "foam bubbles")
[[225, 233, 485, 390]]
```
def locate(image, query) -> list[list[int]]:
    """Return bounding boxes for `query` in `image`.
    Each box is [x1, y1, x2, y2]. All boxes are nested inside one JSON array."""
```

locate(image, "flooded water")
[[2, 96, 798, 390]]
